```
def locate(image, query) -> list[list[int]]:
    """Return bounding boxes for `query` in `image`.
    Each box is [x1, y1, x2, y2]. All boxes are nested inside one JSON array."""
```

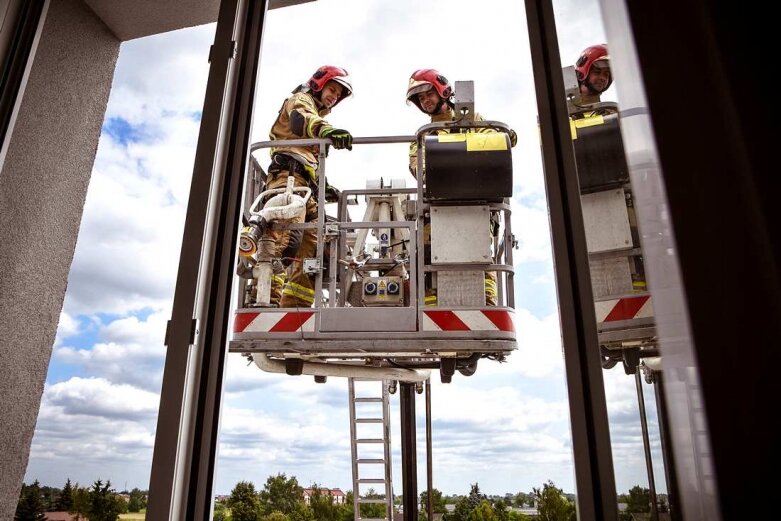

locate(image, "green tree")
[[492, 499, 509, 521], [40, 485, 59, 511], [447, 483, 487, 521], [467, 500, 497, 521], [213, 501, 229, 521], [309, 485, 340, 521], [70, 484, 90, 520], [289, 501, 314, 521], [625, 485, 651, 514], [228, 481, 262, 521], [263, 512, 291, 521], [15, 481, 47, 521], [507, 511, 531, 521], [56, 479, 74, 512], [419, 488, 447, 520], [532, 481, 575, 521], [466, 484, 486, 511], [339, 491, 355, 521], [128, 488, 147, 513], [259, 474, 304, 516], [512, 492, 531, 508], [87, 479, 125, 521], [356, 488, 386, 519]]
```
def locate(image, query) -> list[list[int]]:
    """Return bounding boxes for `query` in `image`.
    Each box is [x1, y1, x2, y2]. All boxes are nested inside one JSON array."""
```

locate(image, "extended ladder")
[[348, 378, 394, 521]]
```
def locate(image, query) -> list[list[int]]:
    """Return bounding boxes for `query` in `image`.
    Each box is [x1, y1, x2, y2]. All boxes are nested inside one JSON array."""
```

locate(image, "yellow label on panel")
[[571, 114, 606, 140], [574, 115, 605, 128], [438, 134, 466, 143], [466, 133, 508, 151]]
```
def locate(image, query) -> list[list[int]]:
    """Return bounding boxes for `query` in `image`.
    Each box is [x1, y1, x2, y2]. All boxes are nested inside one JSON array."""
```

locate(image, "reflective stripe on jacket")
[[270, 91, 333, 170]]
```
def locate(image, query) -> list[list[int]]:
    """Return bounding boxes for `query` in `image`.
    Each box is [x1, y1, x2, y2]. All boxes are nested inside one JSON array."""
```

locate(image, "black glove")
[[325, 183, 341, 203], [320, 127, 353, 150]]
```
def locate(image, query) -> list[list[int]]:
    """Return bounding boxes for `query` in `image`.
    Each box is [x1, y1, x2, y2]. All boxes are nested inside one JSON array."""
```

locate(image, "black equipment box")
[[423, 132, 513, 201], [572, 114, 630, 193]]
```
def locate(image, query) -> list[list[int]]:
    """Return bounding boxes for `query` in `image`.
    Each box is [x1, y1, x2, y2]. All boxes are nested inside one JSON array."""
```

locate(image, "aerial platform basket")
[[229, 125, 518, 380]]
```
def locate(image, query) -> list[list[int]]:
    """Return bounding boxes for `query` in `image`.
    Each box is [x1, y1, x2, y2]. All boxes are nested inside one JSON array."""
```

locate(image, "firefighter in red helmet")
[[406, 69, 516, 307], [575, 44, 612, 104], [261, 65, 354, 307]]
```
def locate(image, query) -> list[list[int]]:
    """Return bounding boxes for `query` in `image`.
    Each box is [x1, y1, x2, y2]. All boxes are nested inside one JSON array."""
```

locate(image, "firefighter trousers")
[[258, 170, 319, 307]]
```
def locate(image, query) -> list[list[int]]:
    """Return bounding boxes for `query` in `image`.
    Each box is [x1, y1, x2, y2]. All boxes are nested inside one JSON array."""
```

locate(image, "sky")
[[24, 0, 668, 501]]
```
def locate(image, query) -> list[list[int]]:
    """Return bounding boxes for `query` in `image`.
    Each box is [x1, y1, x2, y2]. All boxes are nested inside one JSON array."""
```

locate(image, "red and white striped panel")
[[422, 309, 515, 332], [595, 295, 654, 322], [234, 310, 315, 333]]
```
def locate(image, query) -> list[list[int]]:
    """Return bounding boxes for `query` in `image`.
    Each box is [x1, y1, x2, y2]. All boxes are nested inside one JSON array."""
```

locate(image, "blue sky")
[[24, 0, 667, 500]]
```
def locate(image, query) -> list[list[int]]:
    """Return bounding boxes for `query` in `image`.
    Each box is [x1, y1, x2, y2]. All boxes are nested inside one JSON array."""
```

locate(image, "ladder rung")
[[356, 438, 384, 443], [358, 499, 388, 504], [357, 478, 386, 484], [355, 418, 383, 423], [354, 397, 384, 402], [357, 458, 385, 464]]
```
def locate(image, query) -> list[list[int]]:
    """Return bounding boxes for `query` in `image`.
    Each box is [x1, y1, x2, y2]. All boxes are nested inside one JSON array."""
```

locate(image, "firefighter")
[[406, 69, 516, 307], [575, 43, 613, 104], [260, 65, 354, 307]]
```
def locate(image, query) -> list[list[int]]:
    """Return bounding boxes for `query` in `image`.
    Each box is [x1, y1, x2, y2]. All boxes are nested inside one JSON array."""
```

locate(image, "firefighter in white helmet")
[[406, 69, 516, 307], [260, 65, 354, 307]]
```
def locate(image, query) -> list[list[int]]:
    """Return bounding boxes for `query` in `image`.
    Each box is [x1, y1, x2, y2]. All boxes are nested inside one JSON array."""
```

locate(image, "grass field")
[[119, 511, 146, 520]]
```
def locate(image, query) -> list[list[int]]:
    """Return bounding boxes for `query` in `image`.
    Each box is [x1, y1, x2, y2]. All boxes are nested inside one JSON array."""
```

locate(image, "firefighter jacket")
[[269, 90, 336, 177], [408, 108, 494, 177]]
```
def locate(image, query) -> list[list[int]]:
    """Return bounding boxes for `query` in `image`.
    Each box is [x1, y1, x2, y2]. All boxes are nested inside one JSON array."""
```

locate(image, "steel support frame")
[[400, 383, 418, 521], [523, 1, 618, 519], [635, 373, 658, 520], [653, 373, 681, 520], [146, 1, 267, 519]]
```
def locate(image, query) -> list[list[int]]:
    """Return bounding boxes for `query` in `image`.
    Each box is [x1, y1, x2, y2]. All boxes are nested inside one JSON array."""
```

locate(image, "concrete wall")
[[0, 0, 119, 517], [84, 0, 313, 41], [85, 0, 219, 40]]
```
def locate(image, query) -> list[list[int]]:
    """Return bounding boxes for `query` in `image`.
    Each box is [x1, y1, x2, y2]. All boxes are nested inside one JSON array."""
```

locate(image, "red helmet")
[[308, 65, 353, 106], [406, 69, 452, 110], [575, 44, 612, 89]]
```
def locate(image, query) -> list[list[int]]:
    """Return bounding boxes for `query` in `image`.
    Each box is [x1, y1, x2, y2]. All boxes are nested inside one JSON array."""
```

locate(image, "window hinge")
[[164, 318, 198, 346], [207, 41, 237, 63]]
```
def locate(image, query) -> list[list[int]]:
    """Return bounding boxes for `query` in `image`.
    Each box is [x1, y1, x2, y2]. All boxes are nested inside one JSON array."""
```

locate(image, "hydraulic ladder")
[[348, 378, 394, 521]]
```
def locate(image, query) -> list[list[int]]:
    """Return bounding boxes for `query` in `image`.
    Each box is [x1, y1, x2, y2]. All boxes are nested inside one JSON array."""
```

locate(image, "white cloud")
[[44, 377, 159, 421], [54, 312, 167, 390], [54, 311, 80, 346]]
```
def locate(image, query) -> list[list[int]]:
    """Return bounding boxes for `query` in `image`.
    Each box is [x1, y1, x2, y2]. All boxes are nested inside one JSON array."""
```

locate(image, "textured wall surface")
[[84, 0, 313, 41], [85, 0, 219, 40], [0, 0, 119, 517]]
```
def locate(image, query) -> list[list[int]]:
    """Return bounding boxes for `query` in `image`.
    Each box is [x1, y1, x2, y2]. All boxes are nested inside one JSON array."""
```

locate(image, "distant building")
[[302, 487, 346, 505]]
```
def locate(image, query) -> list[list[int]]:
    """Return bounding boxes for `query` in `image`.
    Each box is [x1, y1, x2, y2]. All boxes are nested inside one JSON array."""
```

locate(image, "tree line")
[[16, 475, 665, 521], [220, 477, 578, 521], [15, 479, 147, 521], [222, 476, 666, 521]]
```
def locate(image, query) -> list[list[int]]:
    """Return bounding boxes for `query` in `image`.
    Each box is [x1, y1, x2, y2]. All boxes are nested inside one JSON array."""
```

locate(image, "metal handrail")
[[249, 134, 416, 153], [240, 130, 516, 310]]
